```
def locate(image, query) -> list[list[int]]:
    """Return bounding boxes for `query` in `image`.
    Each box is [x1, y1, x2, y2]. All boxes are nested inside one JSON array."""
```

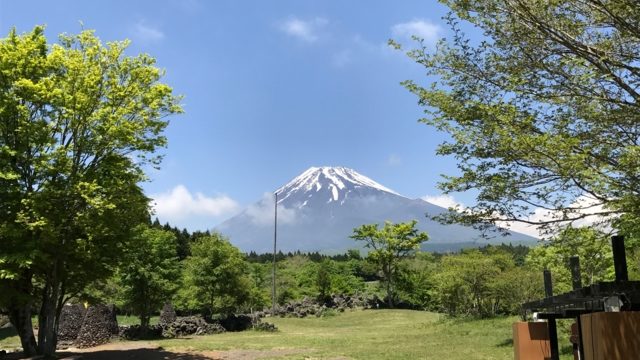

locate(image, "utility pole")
[[272, 191, 278, 315]]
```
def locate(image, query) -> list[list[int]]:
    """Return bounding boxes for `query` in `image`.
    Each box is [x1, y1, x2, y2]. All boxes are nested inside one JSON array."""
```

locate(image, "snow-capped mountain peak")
[[276, 166, 402, 206], [216, 166, 538, 253]]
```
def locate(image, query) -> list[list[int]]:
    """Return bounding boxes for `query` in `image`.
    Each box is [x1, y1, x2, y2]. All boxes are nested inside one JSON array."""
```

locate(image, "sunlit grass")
[[157, 310, 517, 359], [116, 315, 159, 326], [0, 310, 576, 359]]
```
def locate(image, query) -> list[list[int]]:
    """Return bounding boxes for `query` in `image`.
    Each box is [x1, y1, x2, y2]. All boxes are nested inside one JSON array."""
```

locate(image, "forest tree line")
[[87, 220, 637, 322]]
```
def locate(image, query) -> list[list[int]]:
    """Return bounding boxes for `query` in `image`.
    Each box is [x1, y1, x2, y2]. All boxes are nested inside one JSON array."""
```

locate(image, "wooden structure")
[[521, 236, 640, 360], [512, 322, 551, 360], [580, 312, 640, 360]]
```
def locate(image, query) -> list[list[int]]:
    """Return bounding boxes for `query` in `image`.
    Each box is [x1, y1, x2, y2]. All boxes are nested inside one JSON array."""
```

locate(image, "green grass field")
[[157, 310, 517, 359], [0, 310, 575, 359]]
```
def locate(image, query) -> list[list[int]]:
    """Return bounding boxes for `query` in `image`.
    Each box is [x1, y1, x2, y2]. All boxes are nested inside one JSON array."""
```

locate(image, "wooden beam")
[[612, 235, 628, 281]]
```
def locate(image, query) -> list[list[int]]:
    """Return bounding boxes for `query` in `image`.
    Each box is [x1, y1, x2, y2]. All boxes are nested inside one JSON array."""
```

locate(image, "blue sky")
[[1, 0, 480, 231]]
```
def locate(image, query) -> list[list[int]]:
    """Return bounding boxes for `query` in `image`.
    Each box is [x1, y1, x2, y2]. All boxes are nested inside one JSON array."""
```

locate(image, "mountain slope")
[[216, 166, 537, 253]]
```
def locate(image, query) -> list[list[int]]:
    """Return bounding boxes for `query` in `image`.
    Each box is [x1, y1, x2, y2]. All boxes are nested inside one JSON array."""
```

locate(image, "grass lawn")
[[0, 310, 576, 359], [117, 315, 159, 326], [157, 310, 517, 359]]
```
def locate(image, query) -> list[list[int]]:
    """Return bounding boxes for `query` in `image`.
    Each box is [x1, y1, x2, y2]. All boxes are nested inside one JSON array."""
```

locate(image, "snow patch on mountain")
[[276, 166, 402, 206]]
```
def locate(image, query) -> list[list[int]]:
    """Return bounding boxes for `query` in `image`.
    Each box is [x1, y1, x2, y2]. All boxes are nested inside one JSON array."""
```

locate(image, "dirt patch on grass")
[[198, 349, 307, 359], [50, 342, 307, 360]]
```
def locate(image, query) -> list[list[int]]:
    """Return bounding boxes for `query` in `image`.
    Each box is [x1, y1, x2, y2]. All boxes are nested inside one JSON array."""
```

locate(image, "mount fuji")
[[216, 166, 537, 253]]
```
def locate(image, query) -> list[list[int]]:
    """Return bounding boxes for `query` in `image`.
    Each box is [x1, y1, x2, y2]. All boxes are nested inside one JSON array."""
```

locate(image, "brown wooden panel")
[[580, 312, 640, 360], [513, 322, 551, 360]]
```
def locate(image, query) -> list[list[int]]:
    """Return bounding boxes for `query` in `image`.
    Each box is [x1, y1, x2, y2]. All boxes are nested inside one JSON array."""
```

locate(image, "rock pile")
[[119, 324, 163, 340], [268, 294, 381, 318], [159, 303, 176, 326], [107, 304, 119, 335], [57, 304, 86, 341], [269, 297, 327, 318], [219, 314, 252, 332], [74, 304, 118, 348], [251, 317, 278, 332], [161, 316, 226, 338]]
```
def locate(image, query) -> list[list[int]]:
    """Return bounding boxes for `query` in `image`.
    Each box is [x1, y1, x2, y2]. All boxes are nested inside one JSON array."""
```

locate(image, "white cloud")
[[246, 192, 298, 226], [279, 17, 328, 43], [150, 185, 240, 221], [422, 194, 464, 209], [500, 207, 553, 238], [498, 195, 611, 238], [132, 21, 165, 43], [391, 19, 442, 47], [421, 193, 611, 239]]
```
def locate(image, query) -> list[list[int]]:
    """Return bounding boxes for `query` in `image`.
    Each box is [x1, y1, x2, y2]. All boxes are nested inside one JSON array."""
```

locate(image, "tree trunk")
[[7, 270, 38, 357], [37, 267, 62, 358], [8, 302, 37, 357], [140, 296, 150, 337], [385, 267, 394, 308]]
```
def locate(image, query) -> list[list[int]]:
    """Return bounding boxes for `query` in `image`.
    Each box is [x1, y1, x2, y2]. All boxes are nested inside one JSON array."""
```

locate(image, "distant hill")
[[216, 166, 538, 253]]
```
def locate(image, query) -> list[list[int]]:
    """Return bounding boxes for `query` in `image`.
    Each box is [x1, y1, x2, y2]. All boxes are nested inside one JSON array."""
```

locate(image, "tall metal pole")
[[272, 191, 278, 314]]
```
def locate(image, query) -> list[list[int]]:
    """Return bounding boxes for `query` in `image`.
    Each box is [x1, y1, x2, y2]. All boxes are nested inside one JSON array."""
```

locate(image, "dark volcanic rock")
[[74, 304, 118, 348], [268, 293, 379, 318], [161, 316, 225, 338], [57, 304, 86, 341], [107, 304, 119, 334], [219, 314, 252, 332], [159, 303, 177, 326], [119, 324, 163, 340]]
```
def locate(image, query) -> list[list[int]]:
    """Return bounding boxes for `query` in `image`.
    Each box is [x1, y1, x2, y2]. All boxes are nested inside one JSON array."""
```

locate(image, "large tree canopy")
[[180, 234, 253, 316], [351, 220, 428, 307], [118, 226, 180, 332], [400, 0, 640, 236], [0, 27, 181, 356]]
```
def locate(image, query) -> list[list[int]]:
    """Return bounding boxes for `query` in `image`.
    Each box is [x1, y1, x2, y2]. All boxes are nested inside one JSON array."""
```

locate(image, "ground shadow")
[[496, 338, 513, 347], [59, 348, 214, 360]]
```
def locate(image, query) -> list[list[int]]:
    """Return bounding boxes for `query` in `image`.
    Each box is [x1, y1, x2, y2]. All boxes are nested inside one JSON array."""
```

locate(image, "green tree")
[[0, 27, 181, 356], [118, 226, 180, 333], [182, 234, 252, 316], [316, 260, 332, 302], [435, 250, 501, 317], [397, 0, 640, 235], [526, 226, 614, 293], [489, 266, 544, 317], [395, 252, 438, 310], [351, 220, 428, 307], [431, 249, 538, 317]]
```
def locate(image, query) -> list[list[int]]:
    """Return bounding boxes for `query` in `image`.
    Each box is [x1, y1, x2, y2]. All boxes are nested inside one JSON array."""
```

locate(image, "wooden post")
[[576, 315, 585, 359], [543, 269, 553, 297], [570, 256, 582, 290], [612, 235, 628, 282], [543, 269, 559, 360], [569, 256, 584, 360]]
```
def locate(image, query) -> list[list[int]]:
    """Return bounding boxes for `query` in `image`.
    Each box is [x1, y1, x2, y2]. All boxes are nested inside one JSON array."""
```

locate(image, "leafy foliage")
[[351, 221, 428, 307], [433, 249, 543, 317], [179, 234, 254, 316], [526, 226, 614, 293], [0, 26, 181, 356], [397, 0, 640, 235], [117, 226, 180, 330]]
